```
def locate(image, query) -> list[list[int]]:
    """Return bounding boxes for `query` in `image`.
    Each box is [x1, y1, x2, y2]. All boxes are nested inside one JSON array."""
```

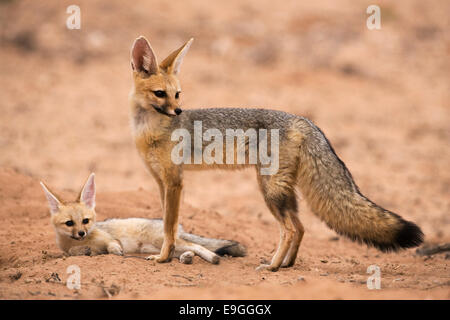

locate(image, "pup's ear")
[[131, 36, 159, 75], [40, 182, 62, 215], [79, 173, 96, 210], [159, 38, 193, 75]]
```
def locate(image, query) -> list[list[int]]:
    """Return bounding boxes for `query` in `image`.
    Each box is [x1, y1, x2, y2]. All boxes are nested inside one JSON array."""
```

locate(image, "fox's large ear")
[[79, 173, 96, 210], [40, 182, 62, 215], [131, 36, 159, 75], [159, 38, 193, 74]]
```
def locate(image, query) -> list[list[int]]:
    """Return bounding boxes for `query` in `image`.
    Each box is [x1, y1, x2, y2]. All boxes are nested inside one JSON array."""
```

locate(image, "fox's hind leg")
[[256, 167, 300, 272], [255, 202, 297, 272], [175, 239, 220, 264], [179, 251, 195, 264], [281, 211, 304, 268], [142, 243, 195, 264]]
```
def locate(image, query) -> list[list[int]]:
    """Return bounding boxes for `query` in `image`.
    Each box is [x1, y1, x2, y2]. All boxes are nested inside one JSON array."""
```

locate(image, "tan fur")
[[129, 37, 423, 271], [41, 175, 246, 264]]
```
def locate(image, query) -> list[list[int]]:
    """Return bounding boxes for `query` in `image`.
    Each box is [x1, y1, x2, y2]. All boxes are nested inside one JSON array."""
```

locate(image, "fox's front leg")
[[147, 173, 183, 263], [148, 167, 166, 212]]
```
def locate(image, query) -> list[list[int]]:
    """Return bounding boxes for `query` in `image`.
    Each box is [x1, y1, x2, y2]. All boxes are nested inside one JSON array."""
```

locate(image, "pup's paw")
[[179, 251, 194, 264], [107, 242, 123, 256], [211, 254, 220, 265]]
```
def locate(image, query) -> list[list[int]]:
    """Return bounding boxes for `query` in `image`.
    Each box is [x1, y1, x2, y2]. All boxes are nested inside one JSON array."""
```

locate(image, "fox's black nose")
[[78, 231, 85, 237], [174, 108, 182, 115]]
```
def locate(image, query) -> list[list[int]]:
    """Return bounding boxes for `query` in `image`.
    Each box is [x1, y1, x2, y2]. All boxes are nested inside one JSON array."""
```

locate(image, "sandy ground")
[[0, 0, 449, 299]]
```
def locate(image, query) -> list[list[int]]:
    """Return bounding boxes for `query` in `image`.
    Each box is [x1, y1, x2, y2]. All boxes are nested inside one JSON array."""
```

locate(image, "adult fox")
[[129, 36, 423, 271]]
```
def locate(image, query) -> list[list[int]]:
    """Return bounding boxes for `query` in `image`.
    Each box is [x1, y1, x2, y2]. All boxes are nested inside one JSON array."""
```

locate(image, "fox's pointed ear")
[[40, 182, 62, 215], [131, 36, 159, 76], [79, 173, 96, 210], [159, 38, 193, 74]]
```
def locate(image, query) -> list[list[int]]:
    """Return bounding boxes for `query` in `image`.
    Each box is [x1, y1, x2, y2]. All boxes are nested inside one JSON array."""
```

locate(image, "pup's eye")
[[175, 92, 181, 99], [153, 90, 166, 98], [65, 220, 74, 227], [82, 218, 89, 224]]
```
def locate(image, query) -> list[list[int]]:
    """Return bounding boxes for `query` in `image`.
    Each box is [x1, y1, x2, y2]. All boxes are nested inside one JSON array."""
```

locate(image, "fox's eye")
[[153, 90, 166, 98], [82, 218, 89, 224], [65, 220, 74, 227], [175, 92, 181, 99]]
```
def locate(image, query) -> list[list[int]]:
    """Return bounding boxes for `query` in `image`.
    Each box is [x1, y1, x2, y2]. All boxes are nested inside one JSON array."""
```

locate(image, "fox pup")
[[40, 173, 246, 264], [129, 36, 424, 271]]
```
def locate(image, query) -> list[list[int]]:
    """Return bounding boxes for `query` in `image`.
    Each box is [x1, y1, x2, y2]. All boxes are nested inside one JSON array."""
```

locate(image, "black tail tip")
[[338, 217, 424, 253], [361, 219, 424, 253], [395, 220, 424, 249], [215, 242, 247, 257]]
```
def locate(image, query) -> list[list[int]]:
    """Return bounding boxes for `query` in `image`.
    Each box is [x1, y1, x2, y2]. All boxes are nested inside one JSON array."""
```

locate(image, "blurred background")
[[0, 0, 448, 239]]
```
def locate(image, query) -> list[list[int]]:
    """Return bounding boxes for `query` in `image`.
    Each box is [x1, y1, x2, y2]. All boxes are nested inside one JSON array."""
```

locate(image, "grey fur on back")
[[173, 108, 298, 138]]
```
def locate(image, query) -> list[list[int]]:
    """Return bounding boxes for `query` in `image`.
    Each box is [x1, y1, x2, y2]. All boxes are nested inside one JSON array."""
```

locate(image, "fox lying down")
[[40, 173, 246, 264]]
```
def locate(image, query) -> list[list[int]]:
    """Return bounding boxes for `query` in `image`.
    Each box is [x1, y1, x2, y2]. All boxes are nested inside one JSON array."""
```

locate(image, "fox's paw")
[[179, 251, 194, 264], [145, 254, 158, 261], [281, 260, 295, 268], [211, 254, 220, 265], [107, 242, 123, 256], [146, 254, 172, 263], [255, 264, 279, 272]]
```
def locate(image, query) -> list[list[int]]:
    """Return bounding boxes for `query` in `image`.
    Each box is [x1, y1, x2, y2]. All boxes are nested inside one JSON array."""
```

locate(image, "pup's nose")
[[78, 231, 85, 237], [174, 108, 182, 115]]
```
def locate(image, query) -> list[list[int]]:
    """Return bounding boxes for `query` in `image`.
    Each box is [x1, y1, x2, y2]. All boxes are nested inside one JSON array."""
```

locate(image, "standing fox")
[[129, 36, 424, 271], [40, 173, 246, 264]]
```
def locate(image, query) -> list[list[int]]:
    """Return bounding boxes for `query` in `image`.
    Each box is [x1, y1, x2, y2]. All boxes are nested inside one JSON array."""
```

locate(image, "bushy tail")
[[295, 118, 424, 252], [180, 232, 247, 257]]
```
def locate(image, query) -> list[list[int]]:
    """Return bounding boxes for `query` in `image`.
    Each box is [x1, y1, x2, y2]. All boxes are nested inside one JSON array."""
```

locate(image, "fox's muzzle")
[[71, 230, 86, 240], [151, 104, 182, 117]]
